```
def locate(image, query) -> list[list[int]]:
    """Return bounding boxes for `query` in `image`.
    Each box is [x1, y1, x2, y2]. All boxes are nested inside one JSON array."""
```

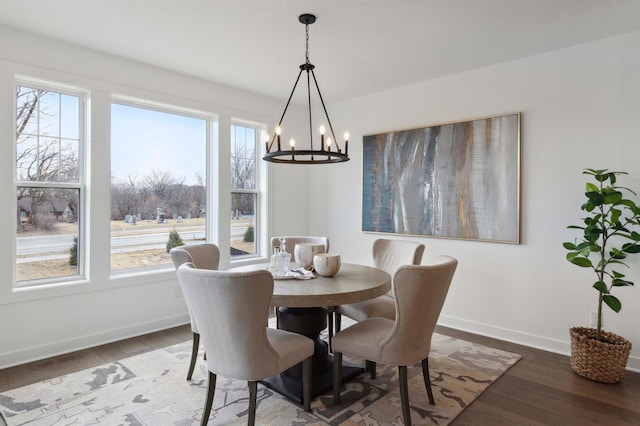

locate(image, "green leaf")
[[610, 250, 627, 260], [603, 294, 622, 313], [584, 230, 600, 243], [586, 182, 599, 192], [568, 256, 592, 267], [612, 270, 625, 278], [603, 191, 623, 205], [563, 242, 576, 250], [610, 208, 621, 224], [612, 278, 634, 287], [631, 231, 640, 241], [620, 198, 639, 209], [586, 191, 604, 206], [593, 281, 608, 293], [622, 243, 640, 253], [584, 168, 606, 176], [574, 241, 591, 250]]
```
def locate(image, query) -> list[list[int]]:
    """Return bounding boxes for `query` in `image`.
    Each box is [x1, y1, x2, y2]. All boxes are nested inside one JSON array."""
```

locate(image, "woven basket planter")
[[569, 327, 632, 384]]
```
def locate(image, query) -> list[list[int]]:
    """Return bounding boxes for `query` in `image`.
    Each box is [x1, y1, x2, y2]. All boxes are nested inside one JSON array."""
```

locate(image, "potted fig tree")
[[563, 168, 640, 383]]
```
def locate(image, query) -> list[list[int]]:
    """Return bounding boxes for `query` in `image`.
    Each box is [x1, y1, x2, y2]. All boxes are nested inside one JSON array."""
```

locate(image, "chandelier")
[[263, 14, 349, 164]]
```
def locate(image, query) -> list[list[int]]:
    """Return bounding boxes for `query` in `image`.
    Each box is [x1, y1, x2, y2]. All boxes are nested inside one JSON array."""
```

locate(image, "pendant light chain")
[[305, 22, 310, 65]]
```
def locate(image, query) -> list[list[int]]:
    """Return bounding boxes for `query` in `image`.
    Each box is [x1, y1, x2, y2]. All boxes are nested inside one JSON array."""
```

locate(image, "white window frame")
[[109, 94, 214, 277], [230, 120, 261, 259], [14, 76, 88, 289]]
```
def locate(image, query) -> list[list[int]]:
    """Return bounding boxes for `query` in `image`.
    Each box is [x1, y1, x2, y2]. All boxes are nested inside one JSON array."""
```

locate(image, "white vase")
[[294, 243, 325, 269]]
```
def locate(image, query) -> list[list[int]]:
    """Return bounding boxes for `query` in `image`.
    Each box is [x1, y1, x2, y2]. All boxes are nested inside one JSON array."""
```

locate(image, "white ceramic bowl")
[[313, 253, 341, 277]]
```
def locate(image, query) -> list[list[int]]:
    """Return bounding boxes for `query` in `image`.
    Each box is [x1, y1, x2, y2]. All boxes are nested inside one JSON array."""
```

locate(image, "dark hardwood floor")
[[1, 324, 639, 425]]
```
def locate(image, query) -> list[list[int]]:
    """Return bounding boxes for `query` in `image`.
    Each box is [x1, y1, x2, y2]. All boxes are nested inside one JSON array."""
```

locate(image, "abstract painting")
[[362, 113, 520, 243]]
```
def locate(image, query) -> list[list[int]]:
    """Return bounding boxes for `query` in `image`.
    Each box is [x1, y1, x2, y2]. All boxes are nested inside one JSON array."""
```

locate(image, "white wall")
[[2, 23, 639, 373], [0, 25, 311, 368], [309, 31, 640, 371]]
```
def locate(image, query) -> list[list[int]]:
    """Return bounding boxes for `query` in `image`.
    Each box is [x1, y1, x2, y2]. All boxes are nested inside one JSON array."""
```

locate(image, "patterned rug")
[[0, 332, 520, 425]]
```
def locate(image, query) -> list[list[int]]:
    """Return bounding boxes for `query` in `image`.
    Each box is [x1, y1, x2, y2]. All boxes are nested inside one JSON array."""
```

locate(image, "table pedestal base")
[[261, 307, 364, 404]]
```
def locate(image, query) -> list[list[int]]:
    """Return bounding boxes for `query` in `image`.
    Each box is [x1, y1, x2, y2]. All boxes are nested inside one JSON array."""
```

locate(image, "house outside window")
[[15, 81, 85, 286]]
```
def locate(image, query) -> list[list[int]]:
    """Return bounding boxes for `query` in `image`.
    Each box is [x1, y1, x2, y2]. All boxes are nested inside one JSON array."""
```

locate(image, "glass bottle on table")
[[278, 238, 291, 276], [270, 238, 291, 277]]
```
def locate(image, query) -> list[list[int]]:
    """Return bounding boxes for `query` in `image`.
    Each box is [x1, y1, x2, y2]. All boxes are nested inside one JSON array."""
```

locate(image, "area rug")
[[0, 333, 520, 425]]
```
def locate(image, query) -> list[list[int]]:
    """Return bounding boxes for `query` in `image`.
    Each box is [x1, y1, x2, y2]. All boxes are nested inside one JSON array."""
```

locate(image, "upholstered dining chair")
[[271, 235, 330, 326], [332, 256, 458, 426], [176, 264, 314, 426], [332, 238, 425, 347], [170, 243, 220, 380]]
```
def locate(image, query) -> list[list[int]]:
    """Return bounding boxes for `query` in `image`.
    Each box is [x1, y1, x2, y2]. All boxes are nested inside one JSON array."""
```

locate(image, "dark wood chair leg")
[[421, 357, 435, 405], [248, 381, 257, 426], [398, 365, 412, 426], [335, 312, 342, 334], [333, 351, 343, 405], [201, 371, 216, 426], [366, 360, 377, 380], [187, 332, 200, 380], [302, 357, 312, 412]]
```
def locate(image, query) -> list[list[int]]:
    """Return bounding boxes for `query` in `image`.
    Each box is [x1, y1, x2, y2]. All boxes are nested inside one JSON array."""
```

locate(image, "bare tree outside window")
[[230, 124, 258, 257], [110, 102, 207, 275], [15, 83, 83, 285]]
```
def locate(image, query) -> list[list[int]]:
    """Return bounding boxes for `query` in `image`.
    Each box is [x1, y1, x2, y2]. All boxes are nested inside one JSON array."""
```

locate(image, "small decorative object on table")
[[313, 253, 341, 277], [270, 238, 291, 277], [295, 243, 325, 269]]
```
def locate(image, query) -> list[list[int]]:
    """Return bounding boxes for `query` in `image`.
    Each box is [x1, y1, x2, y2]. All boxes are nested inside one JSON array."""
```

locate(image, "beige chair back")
[[373, 238, 425, 297], [170, 243, 220, 271], [271, 236, 329, 255], [380, 256, 457, 365], [177, 264, 303, 380], [170, 243, 220, 335]]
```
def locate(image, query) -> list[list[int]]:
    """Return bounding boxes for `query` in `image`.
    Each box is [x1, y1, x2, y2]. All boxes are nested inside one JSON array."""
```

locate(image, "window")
[[15, 82, 85, 286], [110, 101, 208, 275], [230, 122, 259, 257]]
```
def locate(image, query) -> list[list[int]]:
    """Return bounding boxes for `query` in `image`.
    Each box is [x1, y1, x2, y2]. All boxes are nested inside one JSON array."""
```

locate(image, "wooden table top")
[[230, 263, 391, 308]]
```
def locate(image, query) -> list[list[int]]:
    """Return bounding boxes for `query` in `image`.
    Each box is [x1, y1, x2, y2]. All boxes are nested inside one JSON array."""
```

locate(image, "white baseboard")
[[4, 313, 638, 374], [0, 313, 190, 369], [438, 315, 640, 373]]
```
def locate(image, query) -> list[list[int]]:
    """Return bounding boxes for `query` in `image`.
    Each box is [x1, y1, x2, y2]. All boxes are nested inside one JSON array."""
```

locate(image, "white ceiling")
[[2, 0, 640, 104]]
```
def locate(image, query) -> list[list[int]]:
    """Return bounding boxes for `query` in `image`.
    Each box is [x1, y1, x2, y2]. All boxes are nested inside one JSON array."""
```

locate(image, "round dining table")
[[230, 262, 391, 403]]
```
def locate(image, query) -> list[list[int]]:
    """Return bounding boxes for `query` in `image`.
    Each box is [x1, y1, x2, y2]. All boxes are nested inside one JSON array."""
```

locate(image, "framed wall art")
[[362, 113, 520, 243]]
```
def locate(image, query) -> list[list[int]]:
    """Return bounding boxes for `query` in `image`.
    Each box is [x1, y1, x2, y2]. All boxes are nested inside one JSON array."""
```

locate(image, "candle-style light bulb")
[[319, 124, 325, 151], [327, 138, 332, 152], [290, 138, 295, 160], [290, 138, 295, 148], [276, 126, 282, 151], [344, 131, 350, 156], [319, 125, 325, 135]]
